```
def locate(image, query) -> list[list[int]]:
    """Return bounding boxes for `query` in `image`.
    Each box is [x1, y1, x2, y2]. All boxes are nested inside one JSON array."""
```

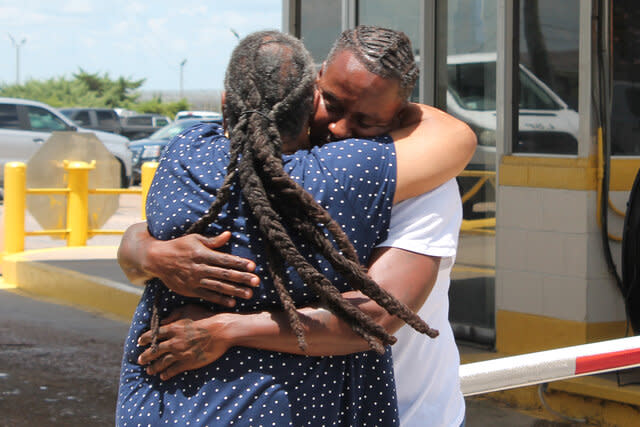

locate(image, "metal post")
[[140, 161, 158, 220], [64, 160, 95, 246], [180, 59, 187, 98], [4, 162, 26, 255], [8, 34, 26, 85]]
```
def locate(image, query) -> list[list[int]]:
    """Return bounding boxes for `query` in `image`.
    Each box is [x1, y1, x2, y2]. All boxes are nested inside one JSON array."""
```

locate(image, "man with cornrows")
[[119, 26, 474, 427]]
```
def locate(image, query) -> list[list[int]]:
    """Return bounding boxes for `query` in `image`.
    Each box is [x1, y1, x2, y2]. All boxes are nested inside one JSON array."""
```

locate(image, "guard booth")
[[283, 0, 640, 355]]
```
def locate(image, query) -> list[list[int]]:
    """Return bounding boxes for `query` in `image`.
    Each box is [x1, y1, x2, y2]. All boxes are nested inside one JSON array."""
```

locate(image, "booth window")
[[612, 1, 640, 155], [358, 0, 421, 102], [299, 0, 341, 65], [514, 0, 580, 155]]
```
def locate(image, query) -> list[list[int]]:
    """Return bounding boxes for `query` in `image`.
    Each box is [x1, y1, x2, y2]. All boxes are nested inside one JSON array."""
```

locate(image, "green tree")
[[0, 69, 145, 108], [133, 96, 190, 119]]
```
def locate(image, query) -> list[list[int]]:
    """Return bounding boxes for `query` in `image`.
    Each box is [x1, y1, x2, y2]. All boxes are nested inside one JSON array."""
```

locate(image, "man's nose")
[[328, 118, 352, 139]]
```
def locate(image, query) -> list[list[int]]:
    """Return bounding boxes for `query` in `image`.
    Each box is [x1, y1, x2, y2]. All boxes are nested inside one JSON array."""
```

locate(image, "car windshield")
[[148, 120, 201, 141]]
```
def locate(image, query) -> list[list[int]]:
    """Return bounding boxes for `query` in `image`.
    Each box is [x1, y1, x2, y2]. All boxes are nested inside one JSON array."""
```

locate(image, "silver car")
[[0, 97, 133, 188]]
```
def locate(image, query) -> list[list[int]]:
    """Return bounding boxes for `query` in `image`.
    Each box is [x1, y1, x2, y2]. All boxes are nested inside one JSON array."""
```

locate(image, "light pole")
[[179, 59, 187, 98], [8, 33, 26, 85]]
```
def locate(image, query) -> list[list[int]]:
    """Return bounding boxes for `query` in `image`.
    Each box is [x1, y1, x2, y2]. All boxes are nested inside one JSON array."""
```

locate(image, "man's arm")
[[118, 222, 260, 307], [392, 103, 476, 203], [137, 247, 440, 379]]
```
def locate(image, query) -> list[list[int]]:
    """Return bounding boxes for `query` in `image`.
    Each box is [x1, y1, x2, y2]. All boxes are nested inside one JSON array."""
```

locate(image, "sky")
[[0, 0, 282, 91]]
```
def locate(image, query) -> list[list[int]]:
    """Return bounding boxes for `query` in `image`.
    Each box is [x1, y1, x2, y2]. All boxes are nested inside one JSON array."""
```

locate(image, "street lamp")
[[8, 33, 26, 85], [179, 59, 187, 98]]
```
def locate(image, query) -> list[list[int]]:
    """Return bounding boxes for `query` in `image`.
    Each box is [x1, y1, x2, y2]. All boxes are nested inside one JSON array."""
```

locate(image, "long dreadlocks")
[[151, 30, 437, 355]]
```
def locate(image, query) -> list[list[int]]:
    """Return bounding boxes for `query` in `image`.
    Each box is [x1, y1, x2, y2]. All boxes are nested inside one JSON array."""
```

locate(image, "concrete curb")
[[2, 246, 141, 322]]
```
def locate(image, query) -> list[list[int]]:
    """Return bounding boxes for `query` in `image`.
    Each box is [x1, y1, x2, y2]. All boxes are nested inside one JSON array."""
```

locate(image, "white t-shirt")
[[377, 179, 464, 427]]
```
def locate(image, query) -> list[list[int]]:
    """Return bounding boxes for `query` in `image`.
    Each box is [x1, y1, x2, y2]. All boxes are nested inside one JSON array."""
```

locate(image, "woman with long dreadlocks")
[[117, 30, 474, 426]]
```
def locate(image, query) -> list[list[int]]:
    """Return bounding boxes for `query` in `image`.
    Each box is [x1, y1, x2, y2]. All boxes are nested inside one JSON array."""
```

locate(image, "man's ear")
[[316, 62, 326, 82]]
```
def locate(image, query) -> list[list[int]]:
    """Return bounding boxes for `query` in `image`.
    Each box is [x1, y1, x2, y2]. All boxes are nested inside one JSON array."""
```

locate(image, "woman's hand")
[[137, 304, 235, 380]]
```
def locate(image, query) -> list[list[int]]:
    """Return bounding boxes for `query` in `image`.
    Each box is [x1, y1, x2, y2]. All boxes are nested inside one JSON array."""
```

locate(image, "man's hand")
[[118, 223, 261, 307], [146, 231, 260, 306], [137, 304, 234, 380]]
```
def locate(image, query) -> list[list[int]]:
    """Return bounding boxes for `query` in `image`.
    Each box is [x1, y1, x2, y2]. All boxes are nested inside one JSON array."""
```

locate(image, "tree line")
[[0, 69, 190, 119]]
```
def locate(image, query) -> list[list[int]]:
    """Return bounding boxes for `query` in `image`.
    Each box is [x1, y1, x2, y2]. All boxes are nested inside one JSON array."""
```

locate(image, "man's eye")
[[358, 121, 380, 129], [325, 103, 340, 113]]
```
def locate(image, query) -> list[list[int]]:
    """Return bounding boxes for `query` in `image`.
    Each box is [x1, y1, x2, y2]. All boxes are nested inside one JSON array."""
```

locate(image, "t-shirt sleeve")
[[376, 179, 462, 258]]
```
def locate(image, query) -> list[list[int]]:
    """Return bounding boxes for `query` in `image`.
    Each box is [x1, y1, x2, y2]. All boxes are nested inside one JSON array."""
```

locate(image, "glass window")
[[26, 106, 69, 132], [154, 117, 169, 127], [446, 0, 498, 347], [358, 0, 421, 102], [0, 104, 21, 129], [73, 111, 91, 126], [514, 0, 580, 155], [97, 110, 115, 122], [612, 1, 640, 155], [300, 0, 341, 65]]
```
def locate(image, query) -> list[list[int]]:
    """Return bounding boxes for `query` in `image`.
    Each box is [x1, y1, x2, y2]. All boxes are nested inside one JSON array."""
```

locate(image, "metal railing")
[[459, 170, 496, 234], [3, 161, 158, 255]]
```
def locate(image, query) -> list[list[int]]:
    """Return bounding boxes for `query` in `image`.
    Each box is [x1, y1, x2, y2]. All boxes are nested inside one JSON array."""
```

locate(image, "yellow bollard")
[[4, 162, 27, 255], [64, 160, 96, 246], [140, 162, 158, 220]]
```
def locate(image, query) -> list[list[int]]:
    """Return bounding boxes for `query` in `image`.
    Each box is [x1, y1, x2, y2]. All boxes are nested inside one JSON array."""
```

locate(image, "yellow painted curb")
[[2, 250, 141, 322]]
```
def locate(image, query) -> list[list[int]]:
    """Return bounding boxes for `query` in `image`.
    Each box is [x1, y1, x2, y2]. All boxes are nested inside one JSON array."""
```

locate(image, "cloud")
[[62, 0, 94, 14]]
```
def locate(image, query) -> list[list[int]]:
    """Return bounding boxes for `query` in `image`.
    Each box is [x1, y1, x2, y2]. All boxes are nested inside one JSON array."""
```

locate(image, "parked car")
[[120, 114, 171, 140], [446, 53, 579, 171], [128, 118, 222, 184], [0, 97, 133, 188], [175, 110, 222, 121], [59, 107, 123, 135]]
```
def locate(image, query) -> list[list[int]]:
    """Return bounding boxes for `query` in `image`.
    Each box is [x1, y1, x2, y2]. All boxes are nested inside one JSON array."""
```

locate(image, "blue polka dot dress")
[[117, 124, 399, 426]]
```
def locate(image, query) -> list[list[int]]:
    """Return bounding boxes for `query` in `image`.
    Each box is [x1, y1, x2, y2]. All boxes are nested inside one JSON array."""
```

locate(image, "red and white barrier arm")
[[460, 336, 640, 396]]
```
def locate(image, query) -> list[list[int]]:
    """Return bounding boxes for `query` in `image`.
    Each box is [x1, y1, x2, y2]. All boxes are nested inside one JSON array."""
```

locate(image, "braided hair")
[[152, 30, 437, 354], [327, 25, 419, 100]]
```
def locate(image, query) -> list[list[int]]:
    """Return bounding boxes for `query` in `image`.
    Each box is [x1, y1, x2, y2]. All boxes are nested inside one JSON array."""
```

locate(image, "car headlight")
[[142, 145, 163, 158]]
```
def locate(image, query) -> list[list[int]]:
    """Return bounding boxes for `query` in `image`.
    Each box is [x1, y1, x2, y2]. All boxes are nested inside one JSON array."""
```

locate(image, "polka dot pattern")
[[116, 123, 399, 426]]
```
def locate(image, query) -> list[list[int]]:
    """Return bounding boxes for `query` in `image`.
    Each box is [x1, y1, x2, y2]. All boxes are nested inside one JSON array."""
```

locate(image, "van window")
[[27, 106, 69, 131], [73, 110, 91, 127], [97, 110, 119, 127], [448, 61, 560, 112], [0, 104, 21, 129], [154, 117, 169, 127]]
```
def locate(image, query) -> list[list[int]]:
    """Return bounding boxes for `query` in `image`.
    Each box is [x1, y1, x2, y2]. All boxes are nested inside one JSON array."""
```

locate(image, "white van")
[[447, 53, 579, 170]]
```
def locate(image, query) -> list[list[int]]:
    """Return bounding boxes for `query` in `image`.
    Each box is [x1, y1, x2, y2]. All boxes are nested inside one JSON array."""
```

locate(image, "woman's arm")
[[117, 222, 260, 306], [391, 103, 476, 203], [137, 247, 440, 379]]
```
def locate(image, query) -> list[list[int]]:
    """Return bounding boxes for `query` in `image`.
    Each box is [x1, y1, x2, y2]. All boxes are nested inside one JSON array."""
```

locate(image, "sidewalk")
[[1, 193, 639, 426]]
